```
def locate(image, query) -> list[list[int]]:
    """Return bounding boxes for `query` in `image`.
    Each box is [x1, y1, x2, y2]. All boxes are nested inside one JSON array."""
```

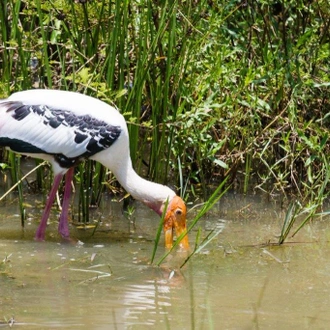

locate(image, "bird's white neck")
[[93, 149, 176, 215]]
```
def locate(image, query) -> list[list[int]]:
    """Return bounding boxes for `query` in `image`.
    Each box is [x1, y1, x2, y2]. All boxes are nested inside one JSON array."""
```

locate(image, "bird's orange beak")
[[164, 196, 189, 250]]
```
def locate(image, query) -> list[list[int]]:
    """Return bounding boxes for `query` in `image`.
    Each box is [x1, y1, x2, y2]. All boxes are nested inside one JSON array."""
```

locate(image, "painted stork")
[[0, 89, 189, 249]]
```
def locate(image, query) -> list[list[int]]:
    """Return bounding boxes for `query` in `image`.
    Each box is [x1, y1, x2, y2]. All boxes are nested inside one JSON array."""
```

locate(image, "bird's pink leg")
[[58, 167, 74, 239], [35, 173, 63, 241]]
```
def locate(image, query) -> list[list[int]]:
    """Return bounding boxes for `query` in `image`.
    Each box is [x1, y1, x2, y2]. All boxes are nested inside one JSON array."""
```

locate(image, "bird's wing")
[[0, 101, 122, 167]]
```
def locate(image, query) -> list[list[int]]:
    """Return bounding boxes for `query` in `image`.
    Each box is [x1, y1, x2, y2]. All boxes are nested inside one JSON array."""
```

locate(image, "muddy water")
[[1, 190, 330, 329]]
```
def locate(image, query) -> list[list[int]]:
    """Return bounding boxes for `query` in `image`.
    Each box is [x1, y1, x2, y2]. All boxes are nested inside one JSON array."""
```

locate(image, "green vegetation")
[[0, 0, 330, 246]]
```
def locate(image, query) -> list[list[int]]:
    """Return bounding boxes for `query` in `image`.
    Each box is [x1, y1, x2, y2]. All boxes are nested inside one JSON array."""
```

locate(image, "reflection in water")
[[124, 283, 171, 325], [122, 261, 189, 327]]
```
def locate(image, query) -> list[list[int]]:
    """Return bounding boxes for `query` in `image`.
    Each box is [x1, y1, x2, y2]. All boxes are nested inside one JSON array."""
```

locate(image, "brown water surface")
[[1, 189, 330, 329]]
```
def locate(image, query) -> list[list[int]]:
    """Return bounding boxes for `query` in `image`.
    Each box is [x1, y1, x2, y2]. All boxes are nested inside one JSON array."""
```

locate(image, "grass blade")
[[278, 200, 300, 245], [150, 199, 169, 264], [180, 226, 224, 268]]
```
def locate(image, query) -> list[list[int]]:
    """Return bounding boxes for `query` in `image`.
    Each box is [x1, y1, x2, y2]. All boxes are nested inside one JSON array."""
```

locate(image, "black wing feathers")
[[1, 101, 121, 167]]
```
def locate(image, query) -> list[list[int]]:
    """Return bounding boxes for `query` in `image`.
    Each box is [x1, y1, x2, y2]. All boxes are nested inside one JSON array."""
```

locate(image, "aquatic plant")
[[0, 0, 330, 246]]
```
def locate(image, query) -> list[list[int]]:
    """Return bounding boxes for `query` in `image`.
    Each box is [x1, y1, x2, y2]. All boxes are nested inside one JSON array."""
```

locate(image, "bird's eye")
[[175, 209, 182, 216]]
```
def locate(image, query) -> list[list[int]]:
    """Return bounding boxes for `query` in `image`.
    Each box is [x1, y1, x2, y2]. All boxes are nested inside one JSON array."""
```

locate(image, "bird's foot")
[[58, 219, 70, 240], [60, 236, 78, 245], [34, 227, 46, 241], [34, 234, 45, 242]]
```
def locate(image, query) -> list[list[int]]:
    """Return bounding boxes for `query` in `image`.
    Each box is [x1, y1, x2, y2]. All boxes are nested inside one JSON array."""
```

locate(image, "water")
[[1, 189, 330, 329]]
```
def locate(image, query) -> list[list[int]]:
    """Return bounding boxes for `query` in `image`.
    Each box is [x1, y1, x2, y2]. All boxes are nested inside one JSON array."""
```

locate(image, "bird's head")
[[163, 196, 189, 250], [143, 194, 189, 250]]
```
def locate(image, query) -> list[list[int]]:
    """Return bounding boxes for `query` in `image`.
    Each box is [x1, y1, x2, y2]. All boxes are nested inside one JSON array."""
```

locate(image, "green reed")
[[8, 152, 25, 226], [279, 152, 330, 244]]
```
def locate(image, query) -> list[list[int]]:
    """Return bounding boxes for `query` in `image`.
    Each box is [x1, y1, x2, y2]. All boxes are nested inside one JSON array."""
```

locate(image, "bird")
[[0, 89, 189, 249]]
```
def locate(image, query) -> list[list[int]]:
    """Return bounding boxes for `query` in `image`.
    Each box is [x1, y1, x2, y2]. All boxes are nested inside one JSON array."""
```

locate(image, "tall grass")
[[8, 152, 25, 226], [0, 0, 330, 245]]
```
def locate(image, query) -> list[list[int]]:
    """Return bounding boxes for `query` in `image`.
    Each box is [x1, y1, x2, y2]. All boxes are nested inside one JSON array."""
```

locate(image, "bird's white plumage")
[[8, 89, 125, 127], [0, 90, 127, 174], [0, 89, 176, 207], [1, 104, 78, 155]]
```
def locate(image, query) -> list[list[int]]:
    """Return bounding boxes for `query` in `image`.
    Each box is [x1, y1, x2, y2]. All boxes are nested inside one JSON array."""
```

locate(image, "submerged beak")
[[165, 228, 174, 250], [164, 196, 189, 250]]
